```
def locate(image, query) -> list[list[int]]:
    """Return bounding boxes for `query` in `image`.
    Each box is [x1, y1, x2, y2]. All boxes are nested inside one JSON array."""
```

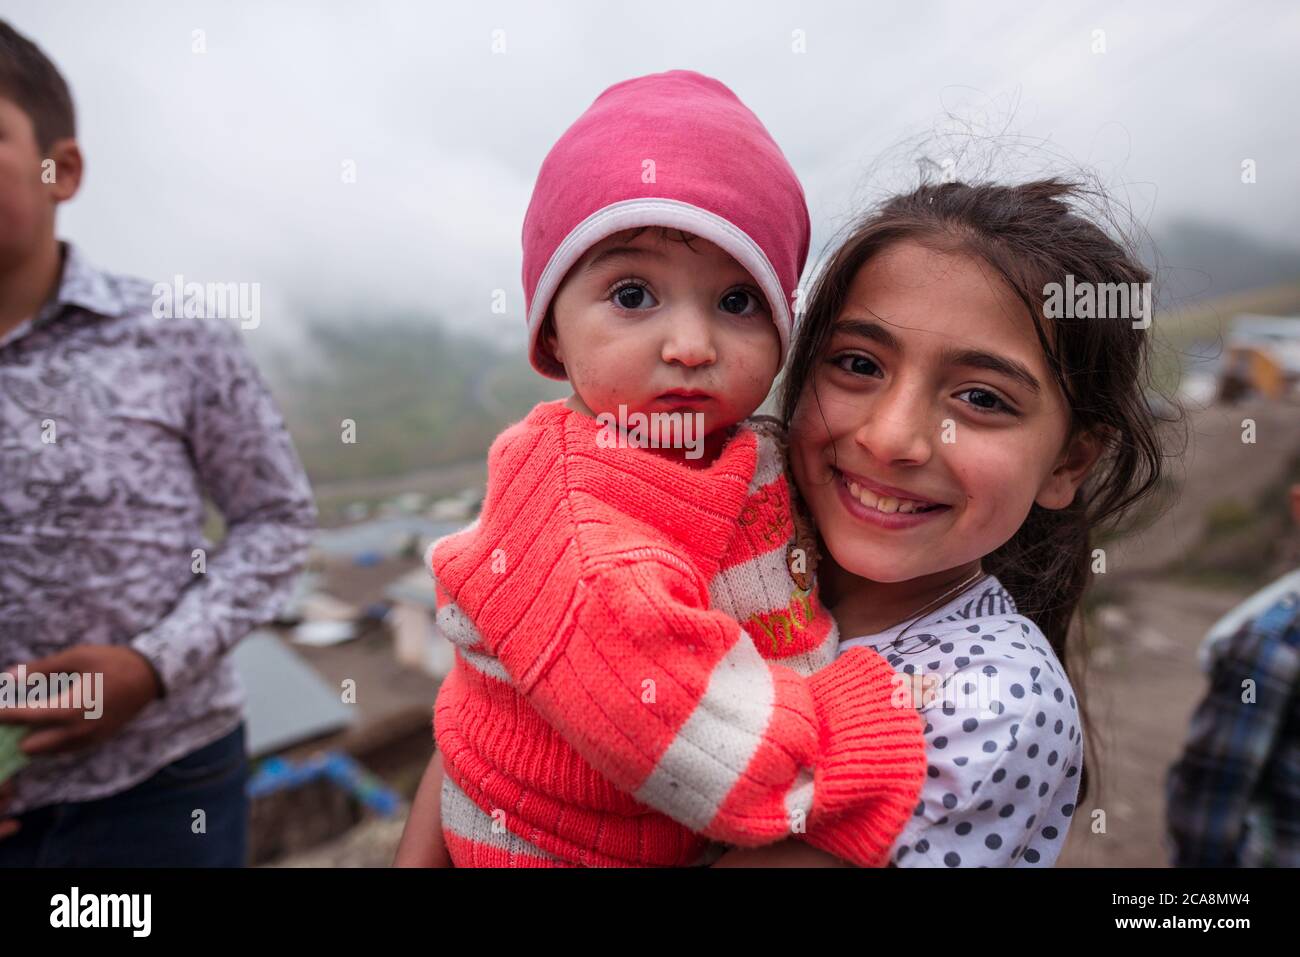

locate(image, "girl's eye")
[[610, 281, 657, 311], [831, 353, 882, 378], [719, 288, 765, 316], [957, 388, 1016, 415]]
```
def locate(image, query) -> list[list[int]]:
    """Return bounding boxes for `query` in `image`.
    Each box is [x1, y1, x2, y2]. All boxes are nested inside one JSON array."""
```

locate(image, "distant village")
[[232, 484, 481, 864]]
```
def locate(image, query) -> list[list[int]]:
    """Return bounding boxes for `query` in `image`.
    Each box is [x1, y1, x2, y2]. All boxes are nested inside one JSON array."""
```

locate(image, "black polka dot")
[[1048, 751, 1058, 766], [1043, 826, 1058, 840], [985, 833, 1002, 850], [991, 769, 1006, 783], [916, 839, 930, 853], [1038, 782, 1049, 797], [978, 800, 993, 812], [972, 780, 981, 793], [1062, 803, 1075, 817], [1025, 814, 1036, 829], [989, 700, 1005, 715], [944, 851, 961, 867], [1010, 683, 1025, 698], [934, 736, 948, 749], [962, 718, 979, 732], [962, 682, 975, 694], [1030, 666, 1040, 680], [943, 793, 958, 809], [955, 656, 970, 668], [1066, 766, 1078, 778], [982, 665, 998, 676], [942, 703, 956, 716], [1031, 683, 1042, 695], [1054, 688, 1064, 702], [999, 804, 1014, 818], [1035, 712, 1047, 727], [956, 821, 972, 835], [1054, 719, 1064, 734], [1027, 744, 1039, 758], [971, 645, 984, 655], [966, 625, 980, 633], [1023, 848, 1040, 863], [1015, 775, 1030, 790], [954, 756, 968, 767], [940, 642, 954, 653], [927, 765, 940, 778], [914, 801, 925, 816], [982, 740, 997, 753], [904, 664, 915, 674], [897, 846, 910, 861], [1011, 642, 1026, 649]]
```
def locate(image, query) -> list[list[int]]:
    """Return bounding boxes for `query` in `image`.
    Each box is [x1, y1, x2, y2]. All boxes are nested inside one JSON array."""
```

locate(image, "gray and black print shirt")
[[0, 242, 317, 814]]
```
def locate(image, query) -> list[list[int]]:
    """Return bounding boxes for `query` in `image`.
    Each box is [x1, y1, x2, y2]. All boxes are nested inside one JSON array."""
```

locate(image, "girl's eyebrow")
[[834, 316, 1042, 395]]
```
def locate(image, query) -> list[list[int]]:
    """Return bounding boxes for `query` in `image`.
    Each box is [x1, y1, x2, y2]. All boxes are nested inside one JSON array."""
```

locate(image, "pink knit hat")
[[522, 70, 811, 379]]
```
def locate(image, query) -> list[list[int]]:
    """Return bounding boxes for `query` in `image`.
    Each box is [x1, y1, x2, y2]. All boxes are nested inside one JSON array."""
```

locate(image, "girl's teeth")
[[846, 476, 933, 515]]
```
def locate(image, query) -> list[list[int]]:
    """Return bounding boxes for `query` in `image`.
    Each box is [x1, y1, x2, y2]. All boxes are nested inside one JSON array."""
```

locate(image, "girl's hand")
[[894, 672, 940, 711], [712, 839, 852, 867], [394, 750, 452, 867]]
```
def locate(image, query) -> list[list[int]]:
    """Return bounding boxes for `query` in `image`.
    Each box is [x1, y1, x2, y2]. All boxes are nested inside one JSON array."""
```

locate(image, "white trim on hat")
[[527, 198, 790, 380]]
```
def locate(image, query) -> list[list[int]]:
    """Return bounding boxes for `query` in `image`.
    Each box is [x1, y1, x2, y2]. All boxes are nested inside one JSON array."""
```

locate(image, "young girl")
[[773, 178, 1168, 866], [394, 70, 929, 868]]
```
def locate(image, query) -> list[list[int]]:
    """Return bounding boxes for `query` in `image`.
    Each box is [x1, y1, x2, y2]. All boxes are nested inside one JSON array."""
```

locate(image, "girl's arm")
[[713, 839, 852, 867], [393, 749, 451, 867]]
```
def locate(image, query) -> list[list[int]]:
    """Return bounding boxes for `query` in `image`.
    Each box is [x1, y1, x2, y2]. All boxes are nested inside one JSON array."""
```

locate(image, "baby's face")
[[546, 229, 781, 441]]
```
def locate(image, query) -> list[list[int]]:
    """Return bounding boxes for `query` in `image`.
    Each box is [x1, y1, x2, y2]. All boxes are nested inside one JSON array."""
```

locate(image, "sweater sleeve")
[[454, 550, 925, 855]]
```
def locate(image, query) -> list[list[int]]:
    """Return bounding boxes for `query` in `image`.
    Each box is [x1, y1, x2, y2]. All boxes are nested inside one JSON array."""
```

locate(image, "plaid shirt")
[[1166, 576, 1300, 866]]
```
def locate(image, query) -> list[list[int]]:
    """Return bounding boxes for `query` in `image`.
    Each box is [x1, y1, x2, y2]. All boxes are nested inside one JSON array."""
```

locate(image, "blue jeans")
[[0, 723, 249, 867]]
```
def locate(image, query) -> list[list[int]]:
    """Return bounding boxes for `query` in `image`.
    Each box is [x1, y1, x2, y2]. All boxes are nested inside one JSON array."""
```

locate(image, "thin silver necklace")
[[889, 566, 990, 650]]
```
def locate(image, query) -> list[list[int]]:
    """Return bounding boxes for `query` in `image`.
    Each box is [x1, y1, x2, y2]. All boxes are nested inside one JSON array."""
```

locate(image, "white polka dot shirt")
[[839, 576, 1084, 867]]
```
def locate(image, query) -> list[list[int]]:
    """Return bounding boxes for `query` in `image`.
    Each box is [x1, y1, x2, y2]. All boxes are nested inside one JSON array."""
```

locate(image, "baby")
[[399, 71, 926, 867]]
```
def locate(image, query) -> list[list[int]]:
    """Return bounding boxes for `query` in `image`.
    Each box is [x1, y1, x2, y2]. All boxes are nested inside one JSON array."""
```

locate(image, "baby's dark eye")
[[611, 282, 655, 310], [719, 289, 763, 316]]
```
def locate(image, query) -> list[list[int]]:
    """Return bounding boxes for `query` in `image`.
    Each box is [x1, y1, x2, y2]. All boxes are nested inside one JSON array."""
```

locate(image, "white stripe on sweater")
[[441, 772, 559, 862], [747, 430, 786, 493], [634, 629, 775, 832]]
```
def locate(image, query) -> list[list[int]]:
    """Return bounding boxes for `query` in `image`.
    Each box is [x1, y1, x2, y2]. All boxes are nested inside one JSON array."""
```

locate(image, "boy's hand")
[[0, 780, 18, 843], [0, 646, 162, 756]]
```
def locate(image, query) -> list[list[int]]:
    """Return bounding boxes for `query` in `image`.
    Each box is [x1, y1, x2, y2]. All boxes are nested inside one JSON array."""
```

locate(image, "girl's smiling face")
[[789, 239, 1101, 585]]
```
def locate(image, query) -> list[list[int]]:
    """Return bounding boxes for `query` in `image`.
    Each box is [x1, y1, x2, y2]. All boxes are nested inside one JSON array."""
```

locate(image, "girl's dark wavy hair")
[[779, 178, 1180, 804]]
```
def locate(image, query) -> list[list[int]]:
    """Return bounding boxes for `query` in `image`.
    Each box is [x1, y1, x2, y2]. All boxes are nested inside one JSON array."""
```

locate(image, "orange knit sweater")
[[431, 400, 925, 866]]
